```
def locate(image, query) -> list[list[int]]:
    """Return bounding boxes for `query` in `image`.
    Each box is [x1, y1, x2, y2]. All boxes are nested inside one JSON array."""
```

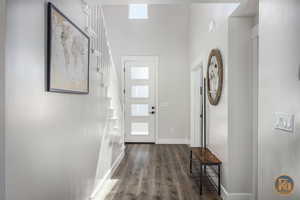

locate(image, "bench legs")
[[218, 164, 221, 196], [189, 149, 221, 197], [200, 164, 203, 195], [189, 150, 192, 175], [198, 164, 222, 197]]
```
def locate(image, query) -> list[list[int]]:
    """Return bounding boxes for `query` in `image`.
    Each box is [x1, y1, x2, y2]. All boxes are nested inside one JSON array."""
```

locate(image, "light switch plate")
[[274, 112, 295, 132]]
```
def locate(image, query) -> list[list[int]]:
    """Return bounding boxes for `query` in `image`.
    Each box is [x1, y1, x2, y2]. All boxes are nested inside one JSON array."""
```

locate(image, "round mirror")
[[207, 49, 223, 105]]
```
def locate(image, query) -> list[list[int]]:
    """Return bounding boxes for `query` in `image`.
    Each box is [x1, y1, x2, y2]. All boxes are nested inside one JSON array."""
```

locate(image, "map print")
[[49, 7, 89, 93]]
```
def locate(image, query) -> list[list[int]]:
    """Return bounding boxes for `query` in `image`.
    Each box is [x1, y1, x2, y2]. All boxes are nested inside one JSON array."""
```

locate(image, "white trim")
[[251, 24, 259, 39], [191, 57, 204, 71], [121, 56, 159, 144], [89, 149, 125, 199], [251, 28, 259, 200], [221, 185, 254, 200], [125, 138, 156, 143], [154, 57, 159, 144], [191, 60, 203, 71], [156, 138, 189, 144]]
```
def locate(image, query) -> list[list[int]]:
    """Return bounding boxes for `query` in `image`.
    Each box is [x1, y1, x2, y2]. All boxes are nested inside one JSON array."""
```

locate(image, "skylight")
[[128, 4, 148, 19]]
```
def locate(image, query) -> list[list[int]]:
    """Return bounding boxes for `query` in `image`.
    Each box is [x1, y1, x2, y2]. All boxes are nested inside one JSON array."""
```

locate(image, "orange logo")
[[275, 175, 294, 195]]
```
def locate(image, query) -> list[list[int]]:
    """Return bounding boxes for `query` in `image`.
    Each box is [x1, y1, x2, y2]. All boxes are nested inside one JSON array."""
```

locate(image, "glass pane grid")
[[131, 85, 149, 98], [131, 122, 149, 135], [131, 104, 149, 116], [131, 67, 149, 80]]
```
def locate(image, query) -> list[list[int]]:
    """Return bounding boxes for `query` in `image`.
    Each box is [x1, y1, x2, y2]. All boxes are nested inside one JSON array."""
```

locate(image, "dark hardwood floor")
[[101, 144, 221, 200]]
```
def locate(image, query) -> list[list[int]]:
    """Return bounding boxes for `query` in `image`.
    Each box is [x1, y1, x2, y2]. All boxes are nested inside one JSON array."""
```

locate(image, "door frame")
[[121, 56, 159, 143], [190, 61, 203, 147], [251, 24, 259, 200]]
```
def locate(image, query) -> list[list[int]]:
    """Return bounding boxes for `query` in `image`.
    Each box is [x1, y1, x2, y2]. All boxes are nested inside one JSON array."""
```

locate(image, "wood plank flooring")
[[100, 144, 221, 200]]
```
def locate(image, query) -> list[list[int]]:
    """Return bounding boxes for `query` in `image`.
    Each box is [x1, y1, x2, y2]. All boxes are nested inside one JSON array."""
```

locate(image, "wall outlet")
[[274, 112, 295, 132], [170, 128, 174, 134]]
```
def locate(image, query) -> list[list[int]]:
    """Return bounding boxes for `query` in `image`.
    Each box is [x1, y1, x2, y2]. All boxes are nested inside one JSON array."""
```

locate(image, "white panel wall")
[[228, 17, 254, 194], [103, 5, 190, 142], [259, 0, 300, 199], [5, 1, 124, 200], [0, 0, 6, 199]]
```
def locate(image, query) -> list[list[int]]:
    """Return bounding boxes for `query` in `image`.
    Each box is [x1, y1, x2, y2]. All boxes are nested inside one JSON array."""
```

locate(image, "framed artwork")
[[47, 3, 90, 94], [207, 49, 223, 105]]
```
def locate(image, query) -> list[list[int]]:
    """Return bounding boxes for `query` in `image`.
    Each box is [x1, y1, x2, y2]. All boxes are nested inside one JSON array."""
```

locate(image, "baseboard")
[[221, 185, 254, 200], [89, 148, 125, 199], [156, 138, 189, 144]]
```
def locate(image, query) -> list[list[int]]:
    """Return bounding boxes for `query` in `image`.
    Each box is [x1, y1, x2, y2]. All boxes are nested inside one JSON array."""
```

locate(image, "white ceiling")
[[85, 0, 258, 17], [88, 0, 240, 5]]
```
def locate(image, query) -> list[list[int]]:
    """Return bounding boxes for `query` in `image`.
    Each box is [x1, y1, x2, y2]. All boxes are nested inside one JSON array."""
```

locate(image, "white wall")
[[103, 5, 190, 142], [189, 3, 237, 190], [5, 1, 124, 200], [0, 0, 6, 199], [228, 17, 254, 194], [259, 0, 300, 199], [189, 4, 256, 197]]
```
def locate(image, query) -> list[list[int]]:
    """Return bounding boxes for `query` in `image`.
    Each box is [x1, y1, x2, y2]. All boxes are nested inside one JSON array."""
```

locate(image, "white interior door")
[[124, 60, 156, 143], [190, 66, 203, 147]]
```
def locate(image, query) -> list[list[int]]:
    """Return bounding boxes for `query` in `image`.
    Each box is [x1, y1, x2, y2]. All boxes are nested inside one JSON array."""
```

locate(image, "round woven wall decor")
[[207, 49, 223, 106]]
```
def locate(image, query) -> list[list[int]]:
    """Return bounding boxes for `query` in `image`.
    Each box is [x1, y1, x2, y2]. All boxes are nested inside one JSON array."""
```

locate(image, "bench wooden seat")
[[191, 147, 222, 165], [189, 147, 222, 196]]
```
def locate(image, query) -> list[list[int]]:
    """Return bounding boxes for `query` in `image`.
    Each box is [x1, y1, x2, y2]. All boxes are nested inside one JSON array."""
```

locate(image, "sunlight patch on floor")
[[94, 179, 120, 200]]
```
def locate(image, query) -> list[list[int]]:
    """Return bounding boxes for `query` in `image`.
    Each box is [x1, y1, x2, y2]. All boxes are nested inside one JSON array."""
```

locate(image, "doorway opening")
[[190, 63, 203, 147]]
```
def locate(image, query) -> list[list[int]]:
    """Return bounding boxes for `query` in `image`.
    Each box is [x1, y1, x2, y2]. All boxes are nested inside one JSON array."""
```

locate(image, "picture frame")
[[47, 2, 90, 94], [207, 49, 223, 105]]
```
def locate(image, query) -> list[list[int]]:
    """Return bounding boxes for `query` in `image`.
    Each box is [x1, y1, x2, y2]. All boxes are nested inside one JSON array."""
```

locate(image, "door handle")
[[150, 111, 156, 114]]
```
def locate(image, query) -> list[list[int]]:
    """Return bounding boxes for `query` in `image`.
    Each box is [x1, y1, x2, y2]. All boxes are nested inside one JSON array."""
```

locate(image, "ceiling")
[[85, 0, 258, 17], [87, 0, 240, 5]]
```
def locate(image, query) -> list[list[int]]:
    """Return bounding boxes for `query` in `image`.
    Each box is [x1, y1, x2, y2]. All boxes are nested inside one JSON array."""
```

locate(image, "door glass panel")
[[131, 85, 149, 98], [131, 104, 149, 116], [131, 67, 149, 80], [131, 122, 149, 135]]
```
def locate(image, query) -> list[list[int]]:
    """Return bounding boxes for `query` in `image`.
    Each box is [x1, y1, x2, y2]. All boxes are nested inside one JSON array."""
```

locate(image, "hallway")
[[2, 0, 300, 199], [97, 144, 220, 200]]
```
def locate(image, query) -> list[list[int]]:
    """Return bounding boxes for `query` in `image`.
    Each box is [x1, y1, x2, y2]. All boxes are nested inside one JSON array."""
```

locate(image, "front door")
[[124, 59, 157, 143]]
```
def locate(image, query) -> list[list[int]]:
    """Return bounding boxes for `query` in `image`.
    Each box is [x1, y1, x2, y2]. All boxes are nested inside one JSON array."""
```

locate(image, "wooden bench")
[[189, 147, 222, 196]]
